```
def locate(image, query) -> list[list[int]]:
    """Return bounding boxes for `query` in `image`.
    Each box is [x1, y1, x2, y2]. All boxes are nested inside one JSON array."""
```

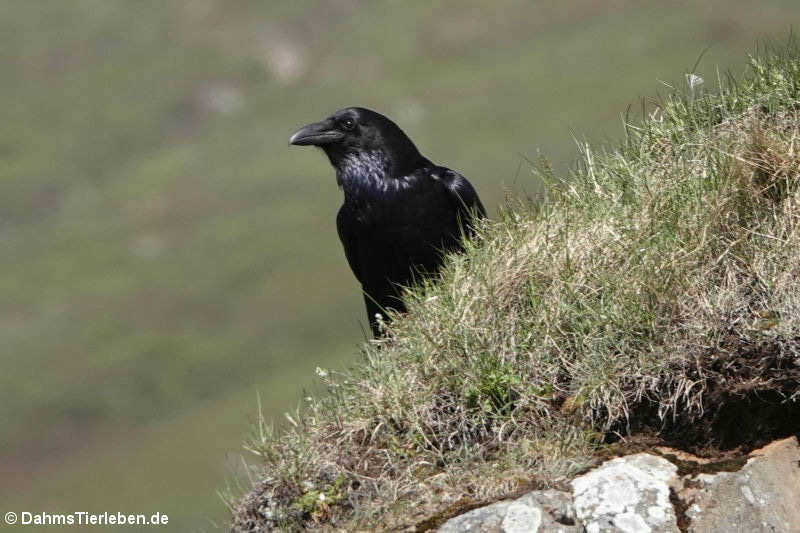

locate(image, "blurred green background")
[[1, 1, 797, 530]]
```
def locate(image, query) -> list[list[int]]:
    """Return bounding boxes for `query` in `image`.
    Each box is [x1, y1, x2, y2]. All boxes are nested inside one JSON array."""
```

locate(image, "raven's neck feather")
[[336, 150, 430, 196]]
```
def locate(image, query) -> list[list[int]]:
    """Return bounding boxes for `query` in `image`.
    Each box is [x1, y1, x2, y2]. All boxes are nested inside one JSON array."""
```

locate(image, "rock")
[[435, 437, 800, 533], [571, 453, 680, 533], [678, 436, 800, 533], [436, 489, 578, 533]]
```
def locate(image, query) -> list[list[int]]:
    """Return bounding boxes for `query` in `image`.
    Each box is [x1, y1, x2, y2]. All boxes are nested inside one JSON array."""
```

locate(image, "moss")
[[657, 453, 749, 476], [413, 498, 482, 532], [289, 475, 347, 521]]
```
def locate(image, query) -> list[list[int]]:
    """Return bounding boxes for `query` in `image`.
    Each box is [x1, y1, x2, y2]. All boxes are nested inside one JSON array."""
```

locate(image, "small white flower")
[[686, 73, 704, 92], [315, 367, 328, 378]]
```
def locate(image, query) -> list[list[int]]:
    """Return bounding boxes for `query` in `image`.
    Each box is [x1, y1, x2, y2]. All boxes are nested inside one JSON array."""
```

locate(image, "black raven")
[[289, 107, 485, 336]]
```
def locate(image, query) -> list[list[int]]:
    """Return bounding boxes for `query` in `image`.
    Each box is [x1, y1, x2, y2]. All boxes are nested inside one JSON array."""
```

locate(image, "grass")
[[231, 43, 800, 531]]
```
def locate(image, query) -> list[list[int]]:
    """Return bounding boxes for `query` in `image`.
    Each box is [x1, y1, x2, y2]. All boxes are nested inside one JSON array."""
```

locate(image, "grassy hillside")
[[2, 2, 798, 530], [232, 44, 800, 532]]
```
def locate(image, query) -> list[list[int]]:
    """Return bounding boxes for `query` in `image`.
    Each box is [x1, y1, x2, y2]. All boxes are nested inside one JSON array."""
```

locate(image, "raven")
[[289, 107, 485, 336]]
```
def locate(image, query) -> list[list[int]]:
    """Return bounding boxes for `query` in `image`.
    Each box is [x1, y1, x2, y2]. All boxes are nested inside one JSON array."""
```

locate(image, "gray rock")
[[525, 489, 577, 527], [679, 437, 800, 533], [436, 489, 577, 533], [436, 499, 511, 532], [435, 437, 800, 533], [570, 453, 680, 533]]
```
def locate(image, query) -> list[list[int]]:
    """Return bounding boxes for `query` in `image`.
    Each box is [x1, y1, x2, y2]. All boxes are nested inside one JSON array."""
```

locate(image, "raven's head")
[[289, 107, 427, 182]]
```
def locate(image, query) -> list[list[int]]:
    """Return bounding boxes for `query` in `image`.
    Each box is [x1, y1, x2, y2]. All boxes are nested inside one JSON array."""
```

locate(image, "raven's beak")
[[288, 120, 344, 146]]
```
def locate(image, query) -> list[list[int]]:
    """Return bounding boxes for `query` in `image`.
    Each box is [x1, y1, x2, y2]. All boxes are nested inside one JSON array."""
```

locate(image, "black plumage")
[[289, 107, 485, 336]]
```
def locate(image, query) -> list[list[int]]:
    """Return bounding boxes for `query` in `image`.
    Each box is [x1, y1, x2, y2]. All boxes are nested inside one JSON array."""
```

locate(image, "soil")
[[610, 333, 800, 458]]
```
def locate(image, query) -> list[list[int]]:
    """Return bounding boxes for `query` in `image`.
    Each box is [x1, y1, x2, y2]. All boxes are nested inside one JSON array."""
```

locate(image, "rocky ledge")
[[435, 437, 800, 533]]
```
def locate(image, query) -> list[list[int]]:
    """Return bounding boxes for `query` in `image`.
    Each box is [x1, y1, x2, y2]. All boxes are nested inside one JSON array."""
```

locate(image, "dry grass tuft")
[[231, 44, 800, 532]]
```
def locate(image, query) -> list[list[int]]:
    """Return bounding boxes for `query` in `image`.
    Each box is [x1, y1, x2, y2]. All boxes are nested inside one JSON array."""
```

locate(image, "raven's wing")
[[336, 205, 362, 283], [439, 168, 486, 226]]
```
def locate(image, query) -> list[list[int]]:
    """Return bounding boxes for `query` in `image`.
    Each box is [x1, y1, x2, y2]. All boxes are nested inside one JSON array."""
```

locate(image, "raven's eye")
[[341, 118, 356, 131]]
